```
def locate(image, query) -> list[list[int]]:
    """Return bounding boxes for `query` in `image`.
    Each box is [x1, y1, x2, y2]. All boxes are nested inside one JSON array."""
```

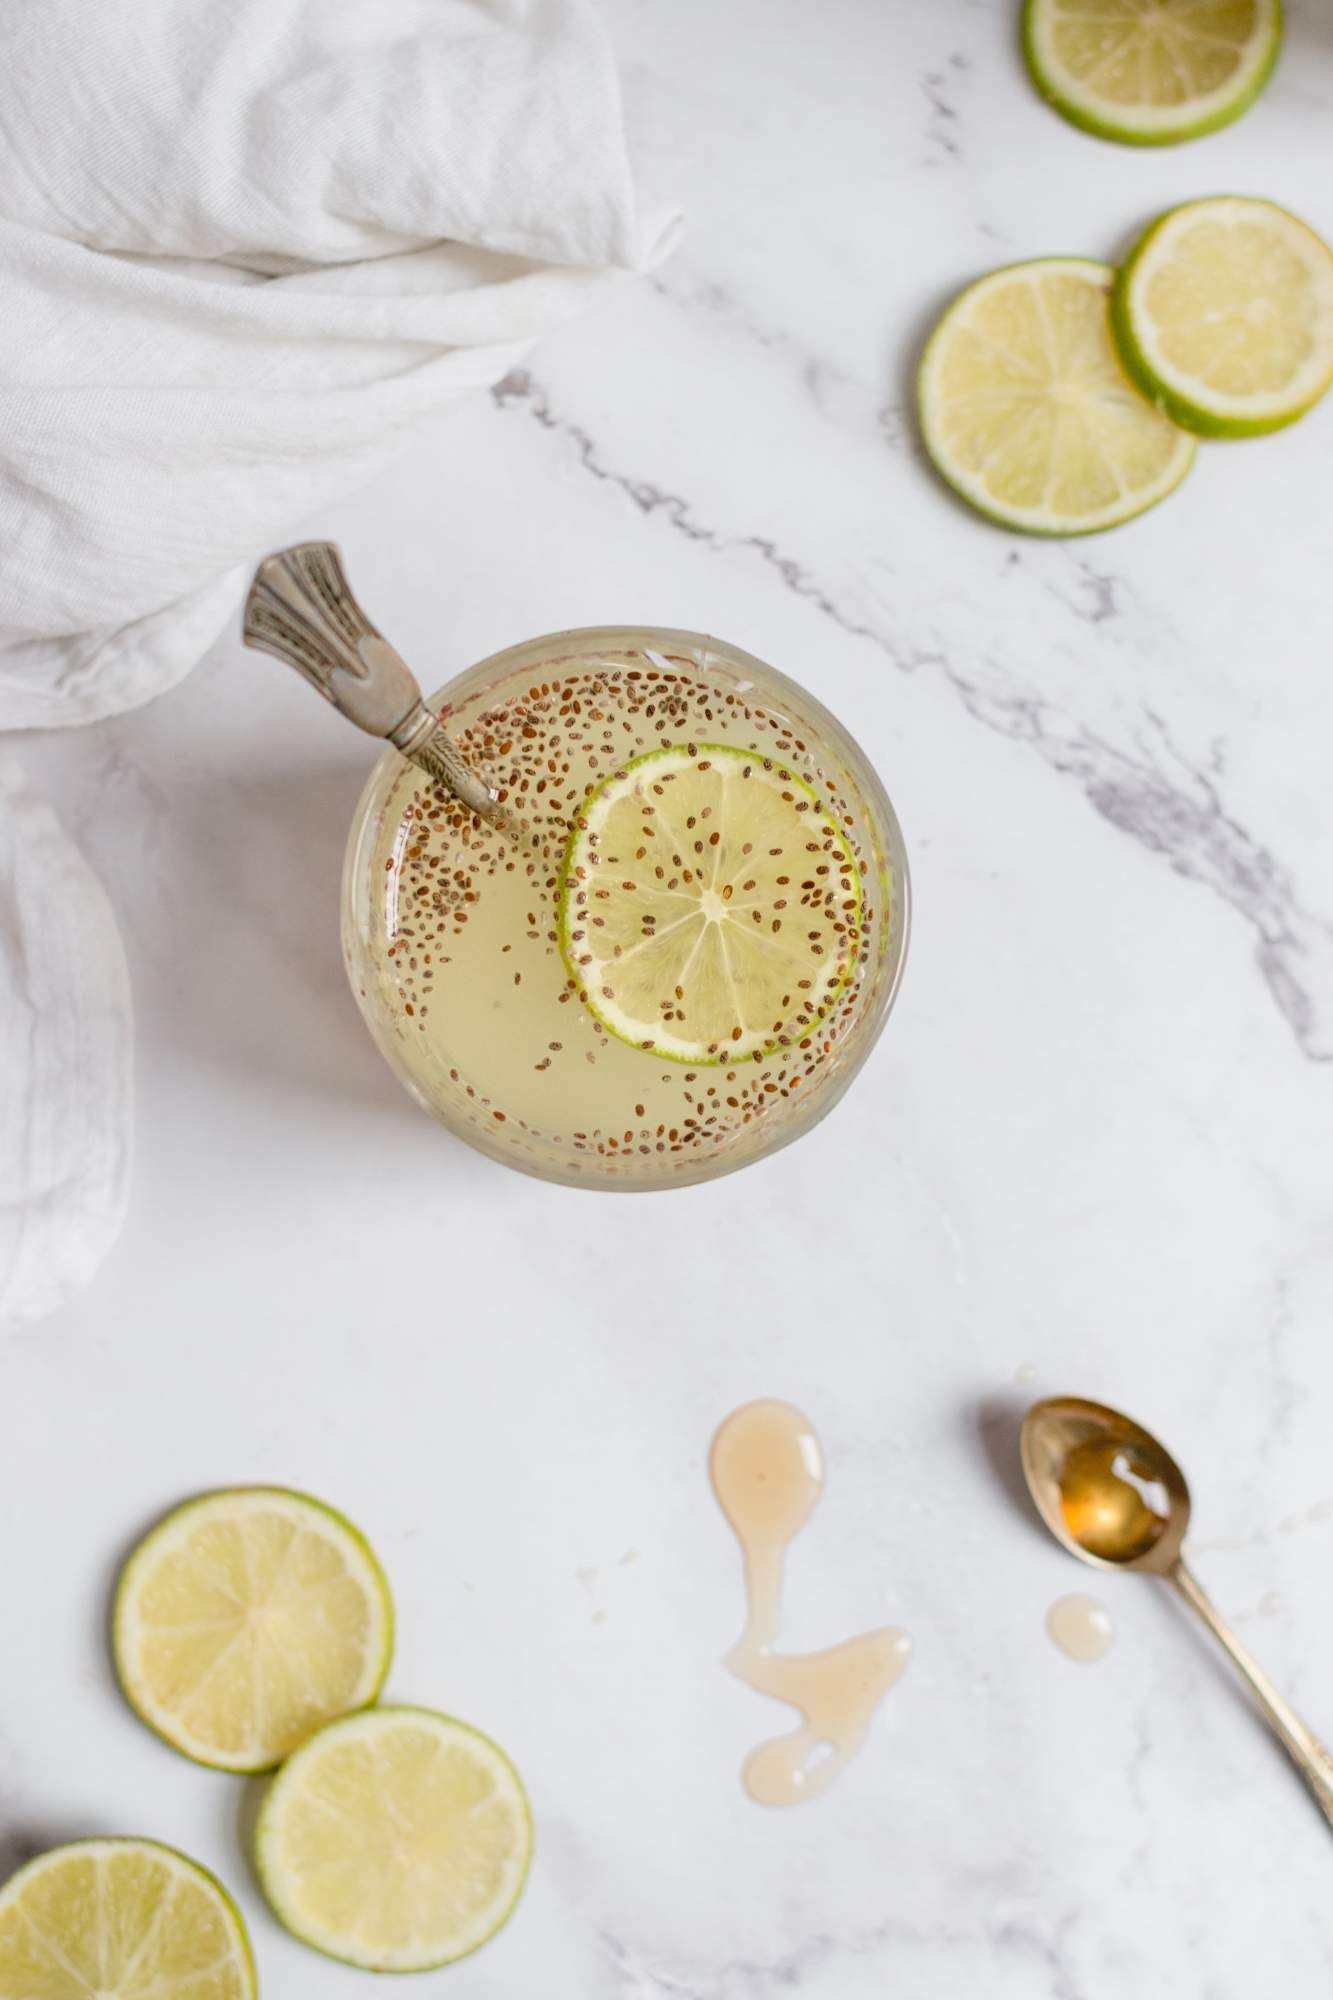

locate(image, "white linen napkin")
[[0, 0, 678, 1321], [0, 766, 132, 1325], [0, 0, 678, 729]]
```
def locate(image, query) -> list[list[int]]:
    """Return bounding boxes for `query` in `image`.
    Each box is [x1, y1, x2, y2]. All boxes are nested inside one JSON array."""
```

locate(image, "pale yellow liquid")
[[710, 1399, 911, 1806], [350, 642, 895, 1187]]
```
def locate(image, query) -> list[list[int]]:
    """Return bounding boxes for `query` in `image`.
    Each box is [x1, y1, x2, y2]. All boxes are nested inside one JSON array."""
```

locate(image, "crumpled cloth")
[[0, 766, 132, 1324], [0, 0, 677, 729], [0, 0, 677, 1321]]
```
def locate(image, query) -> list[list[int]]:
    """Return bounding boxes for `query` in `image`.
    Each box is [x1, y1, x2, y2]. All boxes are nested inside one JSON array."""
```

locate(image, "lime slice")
[[255, 1706, 532, 1972], [0, 1838, 256, 2000], [918, 257, 1196, 535], [113, 1487, 394, 1773], [1023, 0, 1282, 147], [1112, 196, 1333, 436], [559, 743, 862, 1064]]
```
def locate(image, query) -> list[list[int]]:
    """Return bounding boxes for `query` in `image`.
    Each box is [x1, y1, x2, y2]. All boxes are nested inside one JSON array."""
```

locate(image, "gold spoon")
[[1021, 1394, 1333, 1830]]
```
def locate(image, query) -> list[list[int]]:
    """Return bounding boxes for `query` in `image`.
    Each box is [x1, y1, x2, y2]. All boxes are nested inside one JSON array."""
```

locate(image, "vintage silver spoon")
[[1021, 1394, 1333, 1830], [242, 541, 507, 827]]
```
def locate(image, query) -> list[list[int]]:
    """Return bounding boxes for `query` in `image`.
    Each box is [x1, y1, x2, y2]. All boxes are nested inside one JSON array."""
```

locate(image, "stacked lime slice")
[[919, 198, 1333, 535], [256, 1707, 532, 1971], [919, 0, 1331, 533], [114, 1487, 394, 1771], [0, 1484, 534, 1989], [110, 1486, 532, 1970], [1114, 196, 1333, 435], [918, 256, 1196, 535]]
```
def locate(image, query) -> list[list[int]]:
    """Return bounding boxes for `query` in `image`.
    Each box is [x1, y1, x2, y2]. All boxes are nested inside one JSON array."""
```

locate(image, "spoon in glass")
[[242, 541, 509, 828], [1020, 1394, 1333, 1830]]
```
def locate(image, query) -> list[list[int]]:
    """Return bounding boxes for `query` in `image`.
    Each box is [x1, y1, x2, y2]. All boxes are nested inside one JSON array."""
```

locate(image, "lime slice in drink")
[[1112, 196, 1333, 436], [113, 1486, 394, 1772], [255, 1706, 532, 1972], [559, 743, 862, 1064], [1022, 0, 1282, 147], [918, 257, 1196, 535], [0, 1838, 256, 1999]]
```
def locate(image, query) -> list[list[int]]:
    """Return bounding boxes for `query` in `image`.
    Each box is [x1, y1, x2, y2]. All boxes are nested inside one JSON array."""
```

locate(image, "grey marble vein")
[[944, 677, 1333, 1062], [919, 53, 970, 164], [1043, 554, 1124, 626], [600, 1907, 1088, 1999], [647, 273, 868, 427], [489, 370, 1333, 1061]]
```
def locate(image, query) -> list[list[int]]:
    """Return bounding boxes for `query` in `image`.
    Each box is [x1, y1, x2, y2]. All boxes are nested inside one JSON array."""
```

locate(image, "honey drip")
[[1047, 1593, 1114, 1663], [710, 1399, 910, 1807]]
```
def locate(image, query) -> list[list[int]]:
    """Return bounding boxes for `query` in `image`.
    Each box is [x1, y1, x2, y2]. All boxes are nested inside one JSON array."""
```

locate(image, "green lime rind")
[[0, 1837, 258, 1999], [557, 742, 863, 1067], [1021, 0, 1282, 148], [917, 257, 1197, 537], [113, 1485, 395, 1774], [1111, 197, 1333, 438], [255, 1705, 533, 1973]]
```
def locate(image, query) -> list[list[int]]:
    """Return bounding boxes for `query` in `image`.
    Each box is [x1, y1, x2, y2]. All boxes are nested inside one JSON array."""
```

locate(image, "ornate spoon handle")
[[242, 542, 503, 825]]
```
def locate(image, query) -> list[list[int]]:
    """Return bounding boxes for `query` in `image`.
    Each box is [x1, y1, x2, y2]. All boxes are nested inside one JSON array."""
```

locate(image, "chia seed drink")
[[342, 627, 908, 1189]]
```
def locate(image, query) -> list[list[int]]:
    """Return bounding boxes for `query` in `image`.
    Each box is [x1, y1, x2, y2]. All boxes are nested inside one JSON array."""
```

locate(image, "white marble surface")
[[6, 1, 1333, 1993]]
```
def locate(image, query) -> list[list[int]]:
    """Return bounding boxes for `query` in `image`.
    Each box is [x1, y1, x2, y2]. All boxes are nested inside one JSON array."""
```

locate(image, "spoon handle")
[[1171, 1557, 1333, 1831], [243, 542, 504, 826]]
